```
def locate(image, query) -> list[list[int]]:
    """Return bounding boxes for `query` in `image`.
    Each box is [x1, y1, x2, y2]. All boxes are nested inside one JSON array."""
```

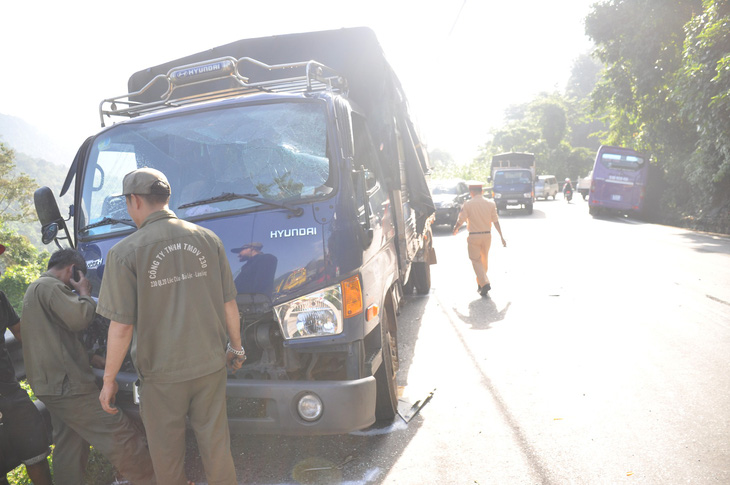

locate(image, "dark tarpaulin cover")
[[127, 27, 434, 231]]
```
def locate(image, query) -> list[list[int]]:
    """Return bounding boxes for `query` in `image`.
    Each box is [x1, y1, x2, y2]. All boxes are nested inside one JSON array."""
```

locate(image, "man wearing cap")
[[232, 242, 278, 298], [452, 182, 507, 296], [97, 167, 244, 485], [21, 248, 155, 484]]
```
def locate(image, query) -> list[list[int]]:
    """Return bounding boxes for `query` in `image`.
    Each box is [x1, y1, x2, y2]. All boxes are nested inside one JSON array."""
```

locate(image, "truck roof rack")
[[99, 57, 346, 126]]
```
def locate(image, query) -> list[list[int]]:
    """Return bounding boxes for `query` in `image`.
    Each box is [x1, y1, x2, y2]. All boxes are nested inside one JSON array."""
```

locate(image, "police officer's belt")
[[469, 231, 490, 234]]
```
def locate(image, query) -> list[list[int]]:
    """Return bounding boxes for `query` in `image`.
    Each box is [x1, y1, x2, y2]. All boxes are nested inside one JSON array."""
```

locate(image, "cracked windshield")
[[81, 101, 330, 236]]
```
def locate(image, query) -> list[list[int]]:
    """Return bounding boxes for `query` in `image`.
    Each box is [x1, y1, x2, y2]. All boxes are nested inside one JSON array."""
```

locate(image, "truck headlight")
[[274, 276, 362, 340], [524, 192, 532, 198], [494, 193, 502, 199]]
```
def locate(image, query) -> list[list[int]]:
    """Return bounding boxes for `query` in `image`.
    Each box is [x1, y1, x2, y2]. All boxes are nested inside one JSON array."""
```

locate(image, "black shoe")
[[478, 283, 491, 296]]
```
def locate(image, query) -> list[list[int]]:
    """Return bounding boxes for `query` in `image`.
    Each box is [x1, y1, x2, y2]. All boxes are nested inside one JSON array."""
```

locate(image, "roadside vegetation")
[[1, 143, 116, 484], [433, 0, 729, 234]]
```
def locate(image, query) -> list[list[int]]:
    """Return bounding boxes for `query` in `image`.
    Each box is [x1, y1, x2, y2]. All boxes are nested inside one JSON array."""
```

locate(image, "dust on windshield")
[[494, 171, 532, 185], [80, 101, 332, 237]]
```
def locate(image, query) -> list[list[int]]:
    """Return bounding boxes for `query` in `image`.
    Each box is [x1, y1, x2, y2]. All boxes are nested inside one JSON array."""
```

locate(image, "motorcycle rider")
[[563, 178, 574, 201]]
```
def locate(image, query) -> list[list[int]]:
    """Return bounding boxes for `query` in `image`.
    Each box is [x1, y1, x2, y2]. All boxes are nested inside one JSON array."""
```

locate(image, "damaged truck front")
[[32, 27, 436, 435]]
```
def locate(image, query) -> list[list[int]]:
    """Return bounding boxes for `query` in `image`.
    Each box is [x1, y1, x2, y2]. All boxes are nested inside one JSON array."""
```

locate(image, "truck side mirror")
[[34, 186, 74, 248]]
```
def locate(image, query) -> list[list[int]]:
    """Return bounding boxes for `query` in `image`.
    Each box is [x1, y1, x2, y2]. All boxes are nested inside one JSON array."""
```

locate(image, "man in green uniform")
[[453, 182, 507, 296], [97, 168, 244, 485], [21, 249, 155, 485]]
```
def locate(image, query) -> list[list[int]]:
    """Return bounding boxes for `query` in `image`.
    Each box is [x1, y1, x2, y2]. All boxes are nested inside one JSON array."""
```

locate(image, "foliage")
[[0, 223, 48, 315], [0, 143, 38, 224], [585, 0, 730, 231], [7, 446, 115, 485]]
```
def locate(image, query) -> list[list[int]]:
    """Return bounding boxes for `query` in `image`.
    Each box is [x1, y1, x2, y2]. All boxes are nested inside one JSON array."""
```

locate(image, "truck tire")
[[410, 262, 431, 295], [526, 202, 533, 215], [375, 306, 398, 421]]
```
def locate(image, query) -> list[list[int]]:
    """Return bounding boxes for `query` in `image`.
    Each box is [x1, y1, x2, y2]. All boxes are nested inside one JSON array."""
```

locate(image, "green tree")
[[586, 0, 730, 230], [0, 222, 48, 314], [674, 0, 730, 204], [428, 148, 455, 170], [0, 142, 38, 224], [0, 143, 48, 314]]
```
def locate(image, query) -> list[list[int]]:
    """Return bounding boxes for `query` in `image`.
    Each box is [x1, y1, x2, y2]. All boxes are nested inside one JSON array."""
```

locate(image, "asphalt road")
[[186, 195, 730, 484]]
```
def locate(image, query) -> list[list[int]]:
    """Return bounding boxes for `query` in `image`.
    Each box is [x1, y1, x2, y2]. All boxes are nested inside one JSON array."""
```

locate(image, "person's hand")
[[501, 237, 507, 247], [452, 225, 460, 236], [69, 271, 92, 297], [226, 347, 246, 371], [90, 354, 106, 369], [99, 379, 119, 414]]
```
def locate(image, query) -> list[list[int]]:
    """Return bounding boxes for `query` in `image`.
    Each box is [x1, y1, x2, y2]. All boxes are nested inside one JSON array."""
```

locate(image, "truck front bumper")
[[101, 369, 377, 436], [225, 375, 377, 435]]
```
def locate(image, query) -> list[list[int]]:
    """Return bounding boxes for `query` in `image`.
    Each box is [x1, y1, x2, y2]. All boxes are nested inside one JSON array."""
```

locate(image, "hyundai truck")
[[31, 27, 436, 435]]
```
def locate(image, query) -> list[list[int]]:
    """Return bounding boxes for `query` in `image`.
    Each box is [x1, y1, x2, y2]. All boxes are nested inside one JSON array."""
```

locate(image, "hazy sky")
[[0, 0, 595, 164]]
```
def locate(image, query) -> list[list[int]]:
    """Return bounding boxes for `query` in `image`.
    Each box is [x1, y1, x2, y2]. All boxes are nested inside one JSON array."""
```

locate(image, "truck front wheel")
[[374, 307, 398, 421]]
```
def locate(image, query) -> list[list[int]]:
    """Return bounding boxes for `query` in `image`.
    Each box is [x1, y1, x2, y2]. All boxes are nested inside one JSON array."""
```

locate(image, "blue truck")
[[30, 27, 436, 435], [489, 152, 536, 215]]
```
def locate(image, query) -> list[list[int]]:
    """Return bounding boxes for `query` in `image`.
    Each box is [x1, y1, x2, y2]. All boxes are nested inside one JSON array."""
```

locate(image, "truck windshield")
[[494, 171, 532, 185], [80, 101, 331, 236]]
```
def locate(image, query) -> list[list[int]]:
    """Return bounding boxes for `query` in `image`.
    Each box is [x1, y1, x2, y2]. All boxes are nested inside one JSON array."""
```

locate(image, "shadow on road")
[[678, 231, 730, 255], [452, 298, 512, 330]]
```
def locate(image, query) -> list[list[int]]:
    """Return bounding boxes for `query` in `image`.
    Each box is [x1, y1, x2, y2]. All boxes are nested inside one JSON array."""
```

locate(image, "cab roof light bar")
[[99, 57, 347, 127]]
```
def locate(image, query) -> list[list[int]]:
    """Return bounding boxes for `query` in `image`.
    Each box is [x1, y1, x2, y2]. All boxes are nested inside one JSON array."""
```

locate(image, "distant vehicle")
[[588, 146, 648, 216], [430, 179, 470, 226], [490, 152, 535, 214], [535, 175, 559, 200], [576, 171, 592, 200]]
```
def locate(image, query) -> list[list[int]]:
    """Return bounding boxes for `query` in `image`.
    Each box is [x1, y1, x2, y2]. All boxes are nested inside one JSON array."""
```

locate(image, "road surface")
[[185, 195, 730, 484]]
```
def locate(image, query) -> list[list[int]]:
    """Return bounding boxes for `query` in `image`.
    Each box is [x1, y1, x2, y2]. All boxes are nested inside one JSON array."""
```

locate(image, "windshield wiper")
[[80, 217, 137, 232], [178, 192, 304, 217]]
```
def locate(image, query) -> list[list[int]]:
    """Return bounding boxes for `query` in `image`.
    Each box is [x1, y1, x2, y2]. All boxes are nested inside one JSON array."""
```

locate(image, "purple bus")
[[588, 145, 648, 216]]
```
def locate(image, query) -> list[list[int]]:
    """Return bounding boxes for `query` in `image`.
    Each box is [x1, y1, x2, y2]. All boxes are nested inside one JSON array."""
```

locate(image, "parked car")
[[535, 175, 559, 200], [430, 179, 470, 226]]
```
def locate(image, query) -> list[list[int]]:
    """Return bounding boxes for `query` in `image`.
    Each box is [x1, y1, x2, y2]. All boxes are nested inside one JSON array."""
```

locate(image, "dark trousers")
[[40, 388, 155, 485], [140, 367, 236, 485]]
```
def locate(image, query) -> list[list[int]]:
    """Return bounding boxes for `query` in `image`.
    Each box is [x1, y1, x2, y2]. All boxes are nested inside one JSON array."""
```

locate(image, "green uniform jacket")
[[96, 210, 237, 384], [20, 273, 98, 396]]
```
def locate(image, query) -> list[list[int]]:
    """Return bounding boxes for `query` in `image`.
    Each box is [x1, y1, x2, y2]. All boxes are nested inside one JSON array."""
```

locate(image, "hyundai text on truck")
[[31, 27, 436, 435], [489, 152, 536, 214]]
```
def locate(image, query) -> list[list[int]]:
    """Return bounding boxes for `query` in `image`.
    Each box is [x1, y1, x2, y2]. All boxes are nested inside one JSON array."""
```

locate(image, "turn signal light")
[[342, 275, 363, 317]]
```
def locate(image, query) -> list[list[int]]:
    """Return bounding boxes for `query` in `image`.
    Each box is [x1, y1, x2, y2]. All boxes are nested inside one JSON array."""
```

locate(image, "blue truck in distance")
[[490, 152, 536, 215], [31, 27, 436, 435]]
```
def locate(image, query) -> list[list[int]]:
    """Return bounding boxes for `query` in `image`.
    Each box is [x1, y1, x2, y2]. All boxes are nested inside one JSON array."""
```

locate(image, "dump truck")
[[31, 27, 436, 435]]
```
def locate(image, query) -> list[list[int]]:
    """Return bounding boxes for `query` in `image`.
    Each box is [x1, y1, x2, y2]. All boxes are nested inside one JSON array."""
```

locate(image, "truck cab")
[[32, 28, 436, 435], [489, 152, 536, 215]]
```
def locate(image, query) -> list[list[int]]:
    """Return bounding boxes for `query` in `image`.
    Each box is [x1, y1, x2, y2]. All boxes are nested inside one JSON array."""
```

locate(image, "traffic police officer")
[[453, 182, 507, 296], [97, 168, 244, 485]]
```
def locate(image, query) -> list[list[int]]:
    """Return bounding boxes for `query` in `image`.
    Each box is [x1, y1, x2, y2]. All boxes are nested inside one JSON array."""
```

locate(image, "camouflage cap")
[[122, 168, 171, 195]]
